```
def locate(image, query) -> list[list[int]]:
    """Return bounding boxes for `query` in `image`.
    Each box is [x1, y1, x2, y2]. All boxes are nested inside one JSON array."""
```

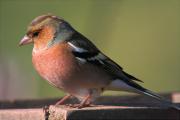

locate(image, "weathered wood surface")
[[48, 105, 180, 120], [0, 93, 180, 120]]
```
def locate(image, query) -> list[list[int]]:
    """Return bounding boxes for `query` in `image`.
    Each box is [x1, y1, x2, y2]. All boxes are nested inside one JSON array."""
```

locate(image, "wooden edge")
[[0, 104, 179, 120], [0, 109, 45, 120], [1, 92, 180, 109], [48, 105, 180, 120]]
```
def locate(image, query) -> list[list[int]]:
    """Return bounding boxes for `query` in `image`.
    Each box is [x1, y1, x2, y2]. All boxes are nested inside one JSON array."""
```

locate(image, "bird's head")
[[19, 14, 74, 51]]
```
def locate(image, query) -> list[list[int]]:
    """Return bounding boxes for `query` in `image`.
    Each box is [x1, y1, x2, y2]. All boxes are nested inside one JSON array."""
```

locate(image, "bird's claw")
[[65, 103, 90, 109]]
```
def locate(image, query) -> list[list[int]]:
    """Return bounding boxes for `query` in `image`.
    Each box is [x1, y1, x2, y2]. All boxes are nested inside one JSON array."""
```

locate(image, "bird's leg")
[[67, 94, 92, 108], [77, 94, 91, 108], [55, 94, 72, 105]]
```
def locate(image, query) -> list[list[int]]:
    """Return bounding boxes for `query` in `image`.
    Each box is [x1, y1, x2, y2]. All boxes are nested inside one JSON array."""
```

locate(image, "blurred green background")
[[0, 0, 179, 100]]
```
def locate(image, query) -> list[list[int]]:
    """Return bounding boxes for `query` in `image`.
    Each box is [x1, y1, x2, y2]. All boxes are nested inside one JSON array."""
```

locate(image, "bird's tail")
[[138, 88, 180, 110], [108, 79, 179, 110], [115, 79, 179, 110]]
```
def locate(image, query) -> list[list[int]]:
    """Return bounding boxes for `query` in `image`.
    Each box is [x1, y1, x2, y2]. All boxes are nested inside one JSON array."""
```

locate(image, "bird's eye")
[[33, 31, 40, 37]]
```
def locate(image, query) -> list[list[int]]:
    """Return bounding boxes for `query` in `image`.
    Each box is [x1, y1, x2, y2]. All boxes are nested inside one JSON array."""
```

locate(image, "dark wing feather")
[[67, 32, 180, 110], [67, 32, 99, 53], [68, 32, 143, 83], [122, 71, 143, 82]]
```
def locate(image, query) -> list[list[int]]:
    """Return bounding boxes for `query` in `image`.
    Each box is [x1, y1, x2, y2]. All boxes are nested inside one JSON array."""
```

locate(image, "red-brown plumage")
[[33, 26, 55, 50], [32, 42, 77, 89]]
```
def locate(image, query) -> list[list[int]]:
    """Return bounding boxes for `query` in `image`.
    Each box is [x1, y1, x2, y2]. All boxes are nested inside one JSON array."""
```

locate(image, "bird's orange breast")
[[32, 43, 77, 88]]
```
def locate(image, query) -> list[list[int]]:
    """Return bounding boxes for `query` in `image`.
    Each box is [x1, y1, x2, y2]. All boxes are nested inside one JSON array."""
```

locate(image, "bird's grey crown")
[[30, 14, 64, 26]]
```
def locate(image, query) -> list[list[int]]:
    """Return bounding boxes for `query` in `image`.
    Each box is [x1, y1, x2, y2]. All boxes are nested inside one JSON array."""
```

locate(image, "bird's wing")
[[68, 33, 180, 110], [67, 32, 143, 83], [67, 32, 180, 110]]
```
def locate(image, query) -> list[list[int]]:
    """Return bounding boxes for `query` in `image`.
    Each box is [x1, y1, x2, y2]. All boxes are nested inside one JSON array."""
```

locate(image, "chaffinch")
[[19, 14, 179, 109]]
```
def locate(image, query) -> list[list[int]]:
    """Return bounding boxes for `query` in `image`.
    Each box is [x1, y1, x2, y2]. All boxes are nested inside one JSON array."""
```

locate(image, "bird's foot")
[[65, 103, 91, 109]]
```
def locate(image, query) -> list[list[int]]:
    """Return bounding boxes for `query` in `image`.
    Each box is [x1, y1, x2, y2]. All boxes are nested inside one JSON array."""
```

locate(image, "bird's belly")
[[63, 63, 111, 101]]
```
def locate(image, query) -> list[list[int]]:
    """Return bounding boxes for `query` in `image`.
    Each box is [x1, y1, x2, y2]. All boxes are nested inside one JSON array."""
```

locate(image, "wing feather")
[[67, 32, 143, 83], [66, 32, 180, 110]]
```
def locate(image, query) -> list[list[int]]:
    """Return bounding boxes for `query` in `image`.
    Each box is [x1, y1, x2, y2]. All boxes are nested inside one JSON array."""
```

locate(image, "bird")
[[19, 14, 179, 109]]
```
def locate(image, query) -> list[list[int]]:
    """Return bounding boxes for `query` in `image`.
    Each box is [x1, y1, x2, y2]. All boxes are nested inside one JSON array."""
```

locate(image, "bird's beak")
[[19, 35, 33, 46]]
